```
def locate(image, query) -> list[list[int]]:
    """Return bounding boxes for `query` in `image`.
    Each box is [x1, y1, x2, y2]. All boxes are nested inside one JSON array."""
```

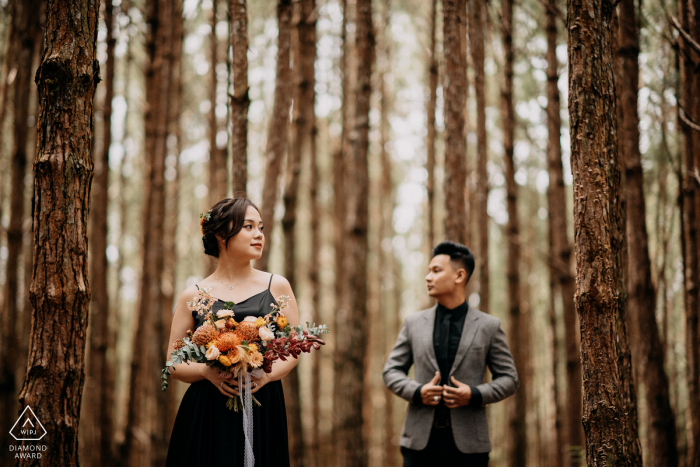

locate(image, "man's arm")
[[473, 319, 519, 405], [382, 320, 423, 402]]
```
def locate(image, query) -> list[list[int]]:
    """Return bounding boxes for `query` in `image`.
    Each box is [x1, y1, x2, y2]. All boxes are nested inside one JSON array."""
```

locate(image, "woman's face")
[[218, 206, 265, 261]]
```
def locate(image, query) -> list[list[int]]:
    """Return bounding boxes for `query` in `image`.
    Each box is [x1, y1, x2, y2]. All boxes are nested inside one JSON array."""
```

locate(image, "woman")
[[165, 198, 298, 467]]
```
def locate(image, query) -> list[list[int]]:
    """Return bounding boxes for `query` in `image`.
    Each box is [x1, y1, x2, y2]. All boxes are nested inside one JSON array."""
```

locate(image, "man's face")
[[425, 254, 465, 297]]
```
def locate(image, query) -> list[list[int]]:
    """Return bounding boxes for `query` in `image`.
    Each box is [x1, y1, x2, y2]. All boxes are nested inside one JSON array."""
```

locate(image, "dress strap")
[[267, 274, 274, 290], [195, 284, 200, 290]]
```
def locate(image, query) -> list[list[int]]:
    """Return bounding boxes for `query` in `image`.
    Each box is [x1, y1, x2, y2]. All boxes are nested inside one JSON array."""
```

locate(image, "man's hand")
[[442, 376, 472, 408], [420, 372, 443, 405]]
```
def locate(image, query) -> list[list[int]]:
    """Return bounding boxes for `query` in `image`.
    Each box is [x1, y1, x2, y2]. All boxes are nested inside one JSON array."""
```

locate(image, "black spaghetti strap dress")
[[165, 274, 290, 467]]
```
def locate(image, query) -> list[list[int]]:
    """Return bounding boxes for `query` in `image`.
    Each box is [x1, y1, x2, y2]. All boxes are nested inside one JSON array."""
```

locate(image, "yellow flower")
[[248, 343, 258, 352], [251, 351, 264, 368], [205, 341, 215, 349], [254, 317, 265, 328], [276, 315, 288, 328], [218, 355, 232, 367]]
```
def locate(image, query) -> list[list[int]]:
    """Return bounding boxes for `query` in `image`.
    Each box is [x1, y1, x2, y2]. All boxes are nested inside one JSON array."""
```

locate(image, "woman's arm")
[[234, 274, 300, 394], [166, 286, 240, 397]]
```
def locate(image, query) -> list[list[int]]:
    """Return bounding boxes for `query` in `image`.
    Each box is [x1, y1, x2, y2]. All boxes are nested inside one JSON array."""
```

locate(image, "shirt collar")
[[436, 300, 469, 319]]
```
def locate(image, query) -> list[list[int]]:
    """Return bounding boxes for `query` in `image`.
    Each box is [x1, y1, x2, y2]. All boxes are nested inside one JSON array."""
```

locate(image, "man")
[[382, 241, 519, 466]]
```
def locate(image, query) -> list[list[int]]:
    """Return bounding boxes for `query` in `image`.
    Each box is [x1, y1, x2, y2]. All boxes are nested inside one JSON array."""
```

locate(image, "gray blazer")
[[382, 305, 519, 453]]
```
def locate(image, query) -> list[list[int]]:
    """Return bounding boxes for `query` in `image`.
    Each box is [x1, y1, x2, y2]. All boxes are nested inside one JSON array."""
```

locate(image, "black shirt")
[[413, 301, 483, 409]]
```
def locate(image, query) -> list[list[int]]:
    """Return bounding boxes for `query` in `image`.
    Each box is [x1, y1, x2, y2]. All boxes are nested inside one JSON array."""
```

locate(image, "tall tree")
[[0, 1, 42, 460], [294, 0, 320, 465], [88, 0, 117, 464], [208, 0, 227, 205], [229, 0, 249, 195], [334, 0, 373, 464], [15, 0, 99, 464], [333, 0, 353, 456], [568, 0, 643, 463], [258, 0, 293, 273], [279, 0, 304, 463], [678, 0, 700, 463], [544, 1, 582, 465], [500, 0, 526, 464], [468, 0, 489, 313], [122, 0, 182, 464], [442, 0, 467, 244], [426, 0, 437, 250], [617, 0, 679, 464]]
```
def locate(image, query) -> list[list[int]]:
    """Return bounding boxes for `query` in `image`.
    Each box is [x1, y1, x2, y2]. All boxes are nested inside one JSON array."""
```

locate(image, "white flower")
[[243, 316, 258, 322], [214, 319, 227, 329], [258, 326, 274, 341], [216, 309, 234, 318], [205, 346, 221, 360]]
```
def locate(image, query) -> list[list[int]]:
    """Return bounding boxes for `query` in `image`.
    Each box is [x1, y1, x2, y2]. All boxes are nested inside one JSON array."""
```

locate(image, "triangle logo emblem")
[[9, 406, 47, 441]]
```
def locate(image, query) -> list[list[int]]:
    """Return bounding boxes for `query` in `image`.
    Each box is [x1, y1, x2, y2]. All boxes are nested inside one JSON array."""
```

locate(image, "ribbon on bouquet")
[[239, 372, 255, 467]]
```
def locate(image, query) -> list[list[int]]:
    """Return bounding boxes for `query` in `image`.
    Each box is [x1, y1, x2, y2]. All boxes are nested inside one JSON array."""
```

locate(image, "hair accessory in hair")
[[200, 209, 212, 235]]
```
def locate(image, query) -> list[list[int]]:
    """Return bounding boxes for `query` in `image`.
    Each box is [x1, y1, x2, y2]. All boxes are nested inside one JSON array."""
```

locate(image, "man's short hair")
[[432, 241, 475, 279]]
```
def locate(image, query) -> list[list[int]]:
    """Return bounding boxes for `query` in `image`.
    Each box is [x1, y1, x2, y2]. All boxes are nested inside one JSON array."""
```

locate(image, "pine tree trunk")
[[332, 0, 351, 456], [15, 0, 99, 464], [442, 0, 467, 245], [122, 1, 181, 464], [501, 1, 526, 465], [0, 2, 42, 461], [208, 0, 227, 205], [229, 0, 249, 195], [161, 0, 184, 446], [468, 0, 489, 313], [426, 0, 437, 250], [617, 1, 679, 464], [281, 0, 304, 463], [544, 3, 583, 465], [88, 0, 116, 464], [335, 0, 373, 464], [258, 0, 293, 273], [681, 0, 700, 462], [568, 0, 643, 463], [297, 0, 320, 465]]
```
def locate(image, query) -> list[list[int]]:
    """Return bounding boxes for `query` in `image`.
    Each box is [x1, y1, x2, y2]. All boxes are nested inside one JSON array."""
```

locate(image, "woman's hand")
[[201, 364, 238, 398], [228, 372, 271, 396]]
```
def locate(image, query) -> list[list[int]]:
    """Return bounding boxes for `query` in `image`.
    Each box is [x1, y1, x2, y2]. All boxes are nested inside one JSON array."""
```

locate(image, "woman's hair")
[[201, 198, 261, 258]]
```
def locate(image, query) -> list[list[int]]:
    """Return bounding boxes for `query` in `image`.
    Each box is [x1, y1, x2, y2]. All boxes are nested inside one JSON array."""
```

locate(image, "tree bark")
[[15, 0, 99, 465], [121, 1, 181, 464], [229, 0, 249, 195], [468, 0, 489, 313], [678, 0, 700, 462], [281, 0, 305, 464], [332, 0, 352, 456], [258, 0, 293, 273], [544, 3, 583, 465], [0, 2, 42, 461], [335, 0, 373, 464], [616, 0, 679, 464], [88, 0, 116, 464], [442, 0, 467, 245], [500, 1, 526, 465], [208, 0, 227, 205], [426, 0, 437, 250], [568, 0, 643, 463]]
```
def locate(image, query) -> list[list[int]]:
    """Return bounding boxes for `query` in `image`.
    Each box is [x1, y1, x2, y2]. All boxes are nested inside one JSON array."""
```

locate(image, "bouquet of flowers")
[[161, 286, 328, 411]]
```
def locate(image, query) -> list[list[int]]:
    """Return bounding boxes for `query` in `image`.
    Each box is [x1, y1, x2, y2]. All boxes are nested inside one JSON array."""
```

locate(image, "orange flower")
[[276, 315, 288, 329]]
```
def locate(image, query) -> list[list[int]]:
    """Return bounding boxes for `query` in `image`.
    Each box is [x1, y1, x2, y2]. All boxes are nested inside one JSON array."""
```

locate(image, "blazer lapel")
[[421, 305, 439, 372], [449, 308, 481, 376]]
